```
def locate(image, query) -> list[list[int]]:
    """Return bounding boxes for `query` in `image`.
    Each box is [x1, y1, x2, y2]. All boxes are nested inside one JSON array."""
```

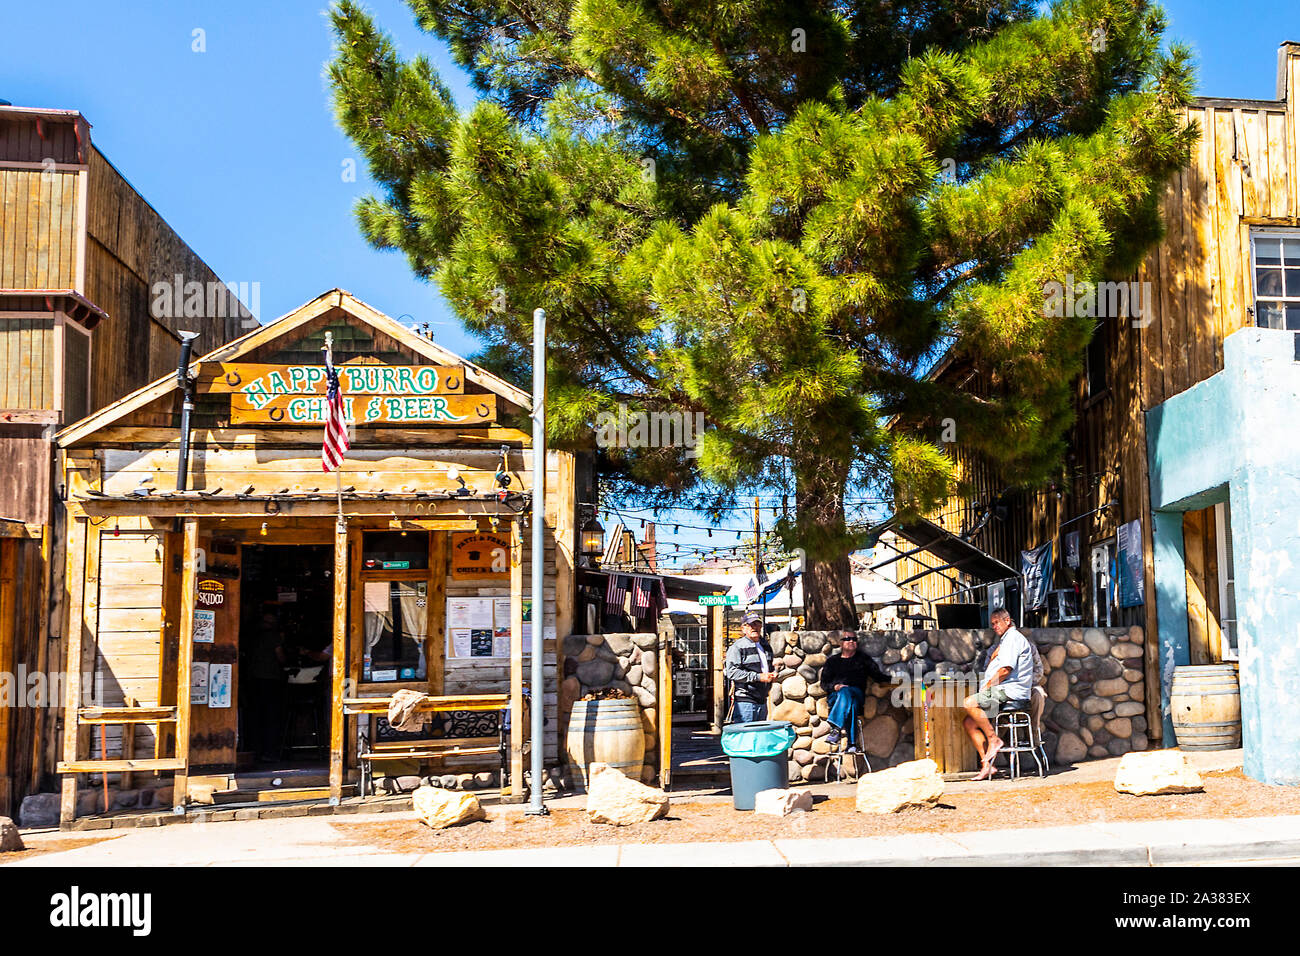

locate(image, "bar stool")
[[280, 670, 326, 760], [825, 713, 872, 782], [992, 698, 1046, 779]]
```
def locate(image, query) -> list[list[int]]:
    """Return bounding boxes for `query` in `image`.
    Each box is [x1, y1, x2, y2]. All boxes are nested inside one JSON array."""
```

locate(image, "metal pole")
[[754, 496, 765, 629], [528, 307, 548, 815]]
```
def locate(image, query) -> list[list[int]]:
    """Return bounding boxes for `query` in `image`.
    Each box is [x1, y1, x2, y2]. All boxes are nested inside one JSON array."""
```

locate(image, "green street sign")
[[698, 594, 739, 606]]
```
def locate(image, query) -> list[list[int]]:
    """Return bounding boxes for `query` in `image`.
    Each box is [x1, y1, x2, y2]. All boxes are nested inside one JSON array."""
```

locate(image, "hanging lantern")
[[580, 515, 605, 564]]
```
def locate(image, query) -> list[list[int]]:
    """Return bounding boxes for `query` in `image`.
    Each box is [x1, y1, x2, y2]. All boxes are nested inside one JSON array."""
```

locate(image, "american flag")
[[321, 352, 350, 472], [605, 573, 627, 608], [632, 577, 651, 614]]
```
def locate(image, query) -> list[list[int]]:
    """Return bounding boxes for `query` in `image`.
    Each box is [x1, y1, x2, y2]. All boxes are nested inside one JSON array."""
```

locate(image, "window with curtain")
[[362, 580, 428, 682]]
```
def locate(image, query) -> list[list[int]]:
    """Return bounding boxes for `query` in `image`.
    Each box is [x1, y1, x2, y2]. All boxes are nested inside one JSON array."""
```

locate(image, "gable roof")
[[57, 289, 531, 446]]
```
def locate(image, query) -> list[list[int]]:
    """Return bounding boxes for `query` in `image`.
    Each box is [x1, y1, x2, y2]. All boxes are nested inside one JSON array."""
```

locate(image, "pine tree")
[[328, 0, 1195, 627]]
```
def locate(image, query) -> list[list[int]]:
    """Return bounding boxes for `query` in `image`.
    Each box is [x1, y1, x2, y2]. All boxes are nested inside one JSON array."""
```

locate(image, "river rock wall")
[[559, 632, 661, 785], [768, 626, 1147, 782]]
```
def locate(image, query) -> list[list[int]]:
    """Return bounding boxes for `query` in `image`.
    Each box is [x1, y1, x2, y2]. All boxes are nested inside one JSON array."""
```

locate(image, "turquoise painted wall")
[[1147, 327, 1300, 786]]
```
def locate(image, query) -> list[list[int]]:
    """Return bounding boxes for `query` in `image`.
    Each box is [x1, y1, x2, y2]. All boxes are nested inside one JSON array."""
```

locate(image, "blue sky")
[[3, 1, 1296, 566]]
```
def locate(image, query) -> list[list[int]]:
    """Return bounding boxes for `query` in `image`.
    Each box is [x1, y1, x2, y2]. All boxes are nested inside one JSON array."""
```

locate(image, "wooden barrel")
[[1171, 664, 1241, 751], [565, 698, 645, 787]]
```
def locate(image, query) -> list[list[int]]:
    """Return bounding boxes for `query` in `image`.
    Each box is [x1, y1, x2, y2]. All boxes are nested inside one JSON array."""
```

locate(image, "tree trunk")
[[795, 453, 858, 630]]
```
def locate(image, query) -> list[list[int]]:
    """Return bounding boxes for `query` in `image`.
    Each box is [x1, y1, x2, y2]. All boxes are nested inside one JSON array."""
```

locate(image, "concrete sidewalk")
[[7, 811, 1300, 867]]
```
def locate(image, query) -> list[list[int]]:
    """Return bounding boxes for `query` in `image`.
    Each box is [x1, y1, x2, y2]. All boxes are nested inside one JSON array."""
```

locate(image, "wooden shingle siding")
[[0, 316, 54, 408], [0, 168, 79, 289]]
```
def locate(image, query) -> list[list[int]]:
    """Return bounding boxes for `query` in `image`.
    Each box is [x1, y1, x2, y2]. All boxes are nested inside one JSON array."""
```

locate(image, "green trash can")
[[721, 720, 797, 810]]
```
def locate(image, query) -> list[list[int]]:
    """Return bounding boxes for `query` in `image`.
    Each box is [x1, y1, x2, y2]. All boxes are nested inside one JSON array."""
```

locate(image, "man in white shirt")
[[963, 607, 1035, 780]]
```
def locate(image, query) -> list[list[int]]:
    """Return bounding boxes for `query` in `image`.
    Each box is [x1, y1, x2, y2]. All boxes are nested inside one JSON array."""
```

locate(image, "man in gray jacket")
[[725, 612, 777, 723]]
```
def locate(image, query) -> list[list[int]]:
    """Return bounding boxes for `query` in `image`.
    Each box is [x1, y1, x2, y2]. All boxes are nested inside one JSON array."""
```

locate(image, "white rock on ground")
[[0, 816, 24, 852], [754, 788, 813, 816], [413, 785, 487, 829], [855, 758, 945, 814], [586, 761, 670, 826], [1113, 749, 1205, 796]]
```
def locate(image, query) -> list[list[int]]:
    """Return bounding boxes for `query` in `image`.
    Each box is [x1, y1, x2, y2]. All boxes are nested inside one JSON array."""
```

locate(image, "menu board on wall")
[[447, 596, 518, 658]]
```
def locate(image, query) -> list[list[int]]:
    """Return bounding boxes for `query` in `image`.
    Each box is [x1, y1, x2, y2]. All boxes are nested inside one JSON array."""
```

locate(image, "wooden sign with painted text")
[[199, 363, 465, 399], [229, 392, 497, 425], [200, 362, 493, 425]]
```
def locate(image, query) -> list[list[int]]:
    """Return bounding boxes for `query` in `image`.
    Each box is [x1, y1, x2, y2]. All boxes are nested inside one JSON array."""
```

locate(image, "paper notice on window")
[[450, 628, 473, 659], [190, 661, 209, 704]]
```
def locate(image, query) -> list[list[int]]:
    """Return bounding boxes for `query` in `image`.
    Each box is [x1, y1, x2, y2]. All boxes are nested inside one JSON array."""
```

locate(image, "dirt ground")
[[331, 770, 1300, 854], [1, 832, 123, 862]]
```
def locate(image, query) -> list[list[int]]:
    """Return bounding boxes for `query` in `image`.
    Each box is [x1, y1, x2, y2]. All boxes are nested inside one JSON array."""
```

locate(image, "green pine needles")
[[328, 0, 1195, 626]]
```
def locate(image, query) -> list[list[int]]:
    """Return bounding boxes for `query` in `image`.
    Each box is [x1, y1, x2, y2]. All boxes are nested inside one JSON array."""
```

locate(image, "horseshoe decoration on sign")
[[224, 370, 242, 387], [268, 407, 285, 422], [476, 402, 490, 418]]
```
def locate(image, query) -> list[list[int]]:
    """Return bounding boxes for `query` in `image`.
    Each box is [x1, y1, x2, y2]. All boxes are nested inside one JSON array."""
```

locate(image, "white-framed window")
[[1250, 231, 1300, 330], [1215, 500, 1238, 660]]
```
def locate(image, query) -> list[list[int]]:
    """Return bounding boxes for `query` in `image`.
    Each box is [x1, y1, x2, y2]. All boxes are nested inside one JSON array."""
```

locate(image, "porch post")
[[58, 516, 87, 828], [710, 604, 726, 730], [329, 519, 348, 804], [174, 517, 198, 814], [506, 515, 525, 801]]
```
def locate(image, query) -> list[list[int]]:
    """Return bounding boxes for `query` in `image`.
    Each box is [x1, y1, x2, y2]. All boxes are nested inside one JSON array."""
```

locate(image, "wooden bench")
[[342, 694, 524, 796]]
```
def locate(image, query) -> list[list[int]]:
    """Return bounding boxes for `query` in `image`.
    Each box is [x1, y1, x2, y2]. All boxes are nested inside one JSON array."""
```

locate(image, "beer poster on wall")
[[194, 609, 216, 644], [450, 533, 509, 580], [208, 664, 232, 708], [190, 662, 209, 704]]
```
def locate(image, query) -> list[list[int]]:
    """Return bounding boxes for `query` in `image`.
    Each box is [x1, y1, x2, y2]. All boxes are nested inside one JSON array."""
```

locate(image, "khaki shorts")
[[973, 686, 1011, 710]]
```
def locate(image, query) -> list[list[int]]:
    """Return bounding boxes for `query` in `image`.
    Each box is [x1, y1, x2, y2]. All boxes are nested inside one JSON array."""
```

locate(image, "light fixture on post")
[[580, 512, 605, 568]]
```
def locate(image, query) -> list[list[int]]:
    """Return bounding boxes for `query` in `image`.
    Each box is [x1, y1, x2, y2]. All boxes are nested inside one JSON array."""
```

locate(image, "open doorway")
[[238, 545, 335, 771]]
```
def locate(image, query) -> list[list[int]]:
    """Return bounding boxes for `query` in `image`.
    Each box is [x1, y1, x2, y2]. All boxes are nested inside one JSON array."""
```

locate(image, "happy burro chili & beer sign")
[[199, 363, 497, 425]]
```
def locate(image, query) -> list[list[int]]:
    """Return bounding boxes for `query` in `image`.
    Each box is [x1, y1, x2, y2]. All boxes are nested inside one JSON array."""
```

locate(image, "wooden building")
[[54, 290, 590, 824], [0, 104, 248, 814], [893, 42, 1300, 749]]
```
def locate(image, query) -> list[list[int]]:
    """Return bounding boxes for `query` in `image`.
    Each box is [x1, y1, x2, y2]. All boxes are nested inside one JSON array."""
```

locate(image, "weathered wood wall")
[[83, 147, 247, 408], [897, 66, 1300, 743], [0, 534, 46, 817], [0, 168, 80, 289]]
